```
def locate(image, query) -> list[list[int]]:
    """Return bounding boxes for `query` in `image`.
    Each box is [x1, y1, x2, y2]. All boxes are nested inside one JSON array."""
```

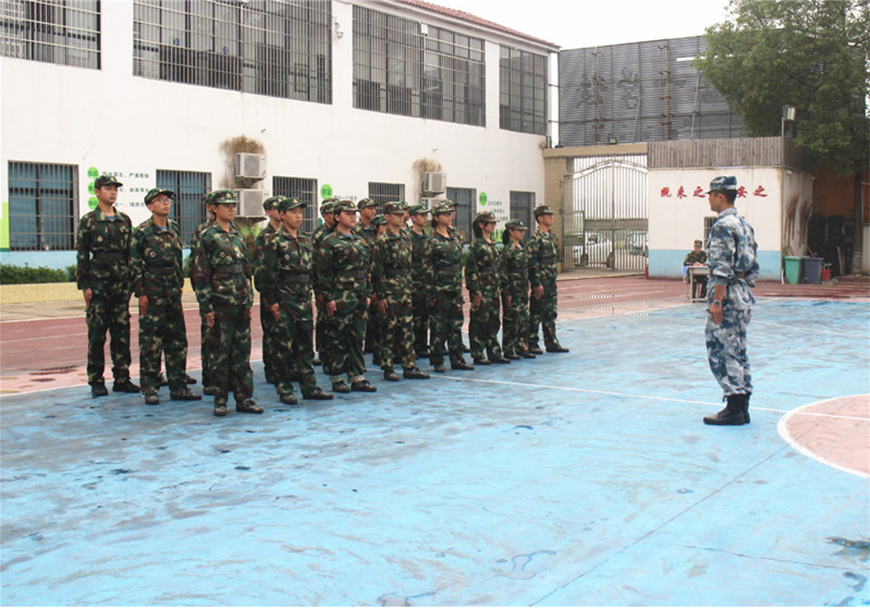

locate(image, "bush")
[[0, 263, 71, 284]]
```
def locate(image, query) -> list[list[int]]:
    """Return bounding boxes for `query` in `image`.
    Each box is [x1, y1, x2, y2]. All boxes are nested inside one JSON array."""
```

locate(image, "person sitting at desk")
[[683, 239, 708, 298]]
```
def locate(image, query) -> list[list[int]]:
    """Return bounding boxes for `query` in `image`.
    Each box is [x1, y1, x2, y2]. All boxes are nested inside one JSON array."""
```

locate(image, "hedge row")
[[0, 264, 77, 285]]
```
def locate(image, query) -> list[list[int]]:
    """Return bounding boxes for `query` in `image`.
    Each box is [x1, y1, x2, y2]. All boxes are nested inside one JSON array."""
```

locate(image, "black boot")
[[743, 393, 751, 424], [703, 395, 747, 426]]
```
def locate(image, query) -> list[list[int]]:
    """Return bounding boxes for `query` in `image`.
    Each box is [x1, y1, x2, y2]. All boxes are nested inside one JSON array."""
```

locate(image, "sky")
[[432, 0, 733, 49]]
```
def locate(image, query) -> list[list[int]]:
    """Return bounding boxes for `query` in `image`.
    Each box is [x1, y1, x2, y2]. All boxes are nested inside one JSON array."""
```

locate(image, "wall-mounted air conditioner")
[[234, 153, 267, 180], [235, 189, 267, 216], [421, 196, 447, 209], [422, 172, 446, 194]]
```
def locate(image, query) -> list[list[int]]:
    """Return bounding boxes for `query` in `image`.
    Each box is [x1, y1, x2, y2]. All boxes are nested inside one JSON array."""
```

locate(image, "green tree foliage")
[[695, 0, 869, 174]]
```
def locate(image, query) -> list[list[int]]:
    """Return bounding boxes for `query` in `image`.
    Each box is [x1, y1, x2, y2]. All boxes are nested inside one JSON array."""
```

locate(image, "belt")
[[341, 270, 368, 280], [385, 268, 411, 279], [733, 271, 746, 280], [147, 265, 177, 276], [280, 272, 310, 284], [93, 252, 124, 262], [539, 256, 557, 264], [214, 263, 244, 275], [438, 264, 461, 273]]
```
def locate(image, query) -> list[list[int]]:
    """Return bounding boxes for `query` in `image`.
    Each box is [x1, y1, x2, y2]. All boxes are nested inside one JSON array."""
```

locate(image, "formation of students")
[[76, 175, 570, 418]]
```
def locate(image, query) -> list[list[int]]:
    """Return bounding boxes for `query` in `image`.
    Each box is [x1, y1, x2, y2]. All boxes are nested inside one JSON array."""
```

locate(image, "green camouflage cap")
[[320, 199, 337, 214], [475, 210, 497, 224], [357, 197, 377, 210], [144, 187, 174, 205], [408, 204, 430, 216], [505, 219, 528, 231], [205, 189, 238, 206], [534, 204, 556, 217], [372, 214, 388, 226], [432, 202, 455, 216], [277, 197, 304, 213], [334, 200, 358, 213], [385, 201, 409, 214], [94, 175, 123, 189], [263, 196, 285, 211]]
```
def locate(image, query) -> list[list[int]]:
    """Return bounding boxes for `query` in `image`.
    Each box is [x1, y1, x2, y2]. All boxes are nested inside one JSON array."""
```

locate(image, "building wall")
[[0, 0, 553, 268]]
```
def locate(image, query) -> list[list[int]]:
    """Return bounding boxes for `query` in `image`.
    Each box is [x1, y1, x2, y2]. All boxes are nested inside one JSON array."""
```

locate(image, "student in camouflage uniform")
[[500, 219, 535, 360], [368, 213, 388, 365], [408, 204, 431, 357], [702, 176, 759, 426], [259, 197, 333, 405], [190, 203, 217, 395], [75, 175, 140, 397], [130, 188, 201, 405], [684, 239, 709, 299], [312, 199, 338, 365], [466, 211, 510, 365], [192, 189, 261, 417], [371, 202, 430, 382], [527, 205, 569, 354], [252, 196, 284, 385], [314, 200, 377, 393], [355, 198, 379, 357], [426, 202, 473, 373]]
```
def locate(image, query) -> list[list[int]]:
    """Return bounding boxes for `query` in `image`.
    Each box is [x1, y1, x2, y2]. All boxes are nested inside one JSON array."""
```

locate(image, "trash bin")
[[802, 257, 824, 284], [784, 256, 803, 284]]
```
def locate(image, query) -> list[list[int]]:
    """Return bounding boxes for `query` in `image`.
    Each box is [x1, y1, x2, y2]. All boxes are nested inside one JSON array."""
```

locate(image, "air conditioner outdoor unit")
[[422, 172, 447, 193], [235, 189, 267, 217], [421, 196, 447, 209], [234, 153, 267, 180]]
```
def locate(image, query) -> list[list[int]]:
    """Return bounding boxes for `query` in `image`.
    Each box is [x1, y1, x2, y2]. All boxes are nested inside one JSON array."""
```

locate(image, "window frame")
[[7, 161, 78, 252]]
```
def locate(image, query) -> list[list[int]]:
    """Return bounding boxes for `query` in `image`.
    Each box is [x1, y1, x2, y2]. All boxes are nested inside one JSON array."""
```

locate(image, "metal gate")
[[561, 155, 648, 271]]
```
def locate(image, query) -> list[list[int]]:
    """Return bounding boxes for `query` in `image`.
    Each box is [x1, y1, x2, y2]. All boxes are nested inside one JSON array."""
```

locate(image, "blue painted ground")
[[1, 299, 868, 606]]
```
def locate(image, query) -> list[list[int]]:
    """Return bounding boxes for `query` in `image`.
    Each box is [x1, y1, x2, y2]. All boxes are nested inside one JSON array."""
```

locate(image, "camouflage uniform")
[[408, 206, 431, 356], [130, 211, 189, 397], [75, 198, 134, 387], [500, 221, 532, 357], [527, 208, 565, 351], [426, 207, 467, 368], [259, 199, 329, 401], [192, 192, 255, 409], [190, 217, 215, 388], [355, 198, 380, 357], [314, 202, 372, 382], [252, 197, 283, 384], [684, 243, 708, 299], [465, 214, 504, 362], [311, 200, 337, 361]]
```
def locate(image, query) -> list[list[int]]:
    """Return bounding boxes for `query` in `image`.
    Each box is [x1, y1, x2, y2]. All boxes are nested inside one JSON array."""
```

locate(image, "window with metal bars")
[[509, 191, 535, 230], [368, 182, 405, 214], [7, 161, 77, 251], [353, 6, 485, 127], [155, 169, 211, 246], [272, 176, 317, 235], [446, 187, 475, 245], [0, 0, 100, 68], [133, 0, 331, 104], [499, 46, 547, 135]]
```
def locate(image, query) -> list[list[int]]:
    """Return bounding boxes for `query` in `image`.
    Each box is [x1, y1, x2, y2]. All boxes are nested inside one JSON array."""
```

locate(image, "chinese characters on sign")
[[660, 184, 770, 199]]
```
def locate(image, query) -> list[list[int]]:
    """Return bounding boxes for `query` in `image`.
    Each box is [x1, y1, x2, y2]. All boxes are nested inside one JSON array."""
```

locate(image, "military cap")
[[534, 204, 556, 217], [408, 204, 430, 216], [372, 214, 387, 226], [333, 200, 358, 213], [320, 200, 336, 214], [277, 197, 304, 213], [357, 198, 377, 210], [94, 175, 123, 189], [385, 201, 409, 214], [505, 219, 528, 231], [440, 199, 455, 208], [475, 210, 497, 224], [205, 189, 238, 206], [144, 187, 174, 205], [706, 175, 738, 193], [262, 196, 285, 211], [432, 202, 455, 216], [694, 239, 703, 247]]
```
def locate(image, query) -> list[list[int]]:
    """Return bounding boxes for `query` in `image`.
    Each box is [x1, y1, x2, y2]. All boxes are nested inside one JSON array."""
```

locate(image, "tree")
[[695, 0, 869, 175]]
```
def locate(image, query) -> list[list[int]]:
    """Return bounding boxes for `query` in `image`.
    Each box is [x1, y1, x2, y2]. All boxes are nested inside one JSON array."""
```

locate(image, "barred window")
[[133, 0, 331, 103], [273, 176, 317, 235], [155, 169, 211, 246], [446, 187, 475, 245], [353, 6, 485, 126], [510, 190, 535, 230], [368, 182, 405, 214], [8, 161, 77, 251], [0, 0, 100, 68], [499, 46, 547, 134]]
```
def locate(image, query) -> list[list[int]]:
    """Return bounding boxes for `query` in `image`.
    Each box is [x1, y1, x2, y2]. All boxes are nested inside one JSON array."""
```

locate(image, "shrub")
[[0, 263, 70, 284]]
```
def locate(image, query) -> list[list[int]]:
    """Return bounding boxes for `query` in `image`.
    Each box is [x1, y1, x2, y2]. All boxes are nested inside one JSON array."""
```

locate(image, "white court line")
[[752, 319, 863, 339], [439, 375, 870, 422], [0, 305, 203, 324], [777, 394, 870, 479]]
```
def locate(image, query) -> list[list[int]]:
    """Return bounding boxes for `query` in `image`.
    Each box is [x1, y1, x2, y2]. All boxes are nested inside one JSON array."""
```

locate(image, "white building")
[[0, 0, 558, 268]]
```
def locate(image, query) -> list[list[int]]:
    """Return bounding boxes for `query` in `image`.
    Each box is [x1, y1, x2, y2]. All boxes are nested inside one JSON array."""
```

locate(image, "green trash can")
[[802, 257, 823, 284], [784, 256, 803, 284]]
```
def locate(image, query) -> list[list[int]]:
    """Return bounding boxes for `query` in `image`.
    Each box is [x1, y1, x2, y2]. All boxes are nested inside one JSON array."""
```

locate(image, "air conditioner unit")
[[422, 172, 447, 194], [421, 196, 447, 208], [235, 189, 267, 217], [234, 153, 267, 180]]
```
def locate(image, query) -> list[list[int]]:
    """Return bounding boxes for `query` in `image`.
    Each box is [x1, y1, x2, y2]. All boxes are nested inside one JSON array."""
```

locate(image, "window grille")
[[353, 6, 485, 126], [510, 191, 535, 230], [0, 0, 100, 68], [273, 176, 317, 235], [368, 182, 405, 214], [499, 46, 547, 134], [8, 161, 77, 251], [133, 0, 331, 104], [155, 169, 211, 246], [446, 187, 475, 245], [703, 216, 716, 244]]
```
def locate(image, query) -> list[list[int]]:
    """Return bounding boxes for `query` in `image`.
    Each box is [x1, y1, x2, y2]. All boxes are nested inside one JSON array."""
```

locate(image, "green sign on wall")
[[320, 184, 333, 200], [479, 192, 488, 206]]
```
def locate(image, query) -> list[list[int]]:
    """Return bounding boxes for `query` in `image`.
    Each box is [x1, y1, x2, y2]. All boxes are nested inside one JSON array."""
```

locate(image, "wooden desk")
[[687, 266, 710, 302]]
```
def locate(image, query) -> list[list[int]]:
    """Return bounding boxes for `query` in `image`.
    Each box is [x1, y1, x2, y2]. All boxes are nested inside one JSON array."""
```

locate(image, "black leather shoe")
[[351, 380, 377, 392], [214, 400, 228, 417], [302, 388, 334, 400], [528, 345, 544, 355], [403, 368, 430, 380], [703, 395, 746, 426], [90, 382, 108, 397], [332, 381, 351, 393], [503, 352, 521, 360], [433, 364, 446, 373], [236, 398, 263, 414], [183, 373, 197, 385], [279, 393, 298, 405], [170, 388, 202, 401], [473, 358, 491, 365], [546, 344, 570, 353], [519, 351, 536, 359], [491, 356, 511, 364], [203, 386, 218, 396], [383, 369, 400, 382], [451, 362, 474, 371], [144, 394, 160, 406], [113, 379, 140, 393]]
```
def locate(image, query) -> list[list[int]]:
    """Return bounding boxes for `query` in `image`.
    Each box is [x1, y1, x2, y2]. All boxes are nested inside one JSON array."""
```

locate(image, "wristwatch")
[[712, 299, 722, 307]]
